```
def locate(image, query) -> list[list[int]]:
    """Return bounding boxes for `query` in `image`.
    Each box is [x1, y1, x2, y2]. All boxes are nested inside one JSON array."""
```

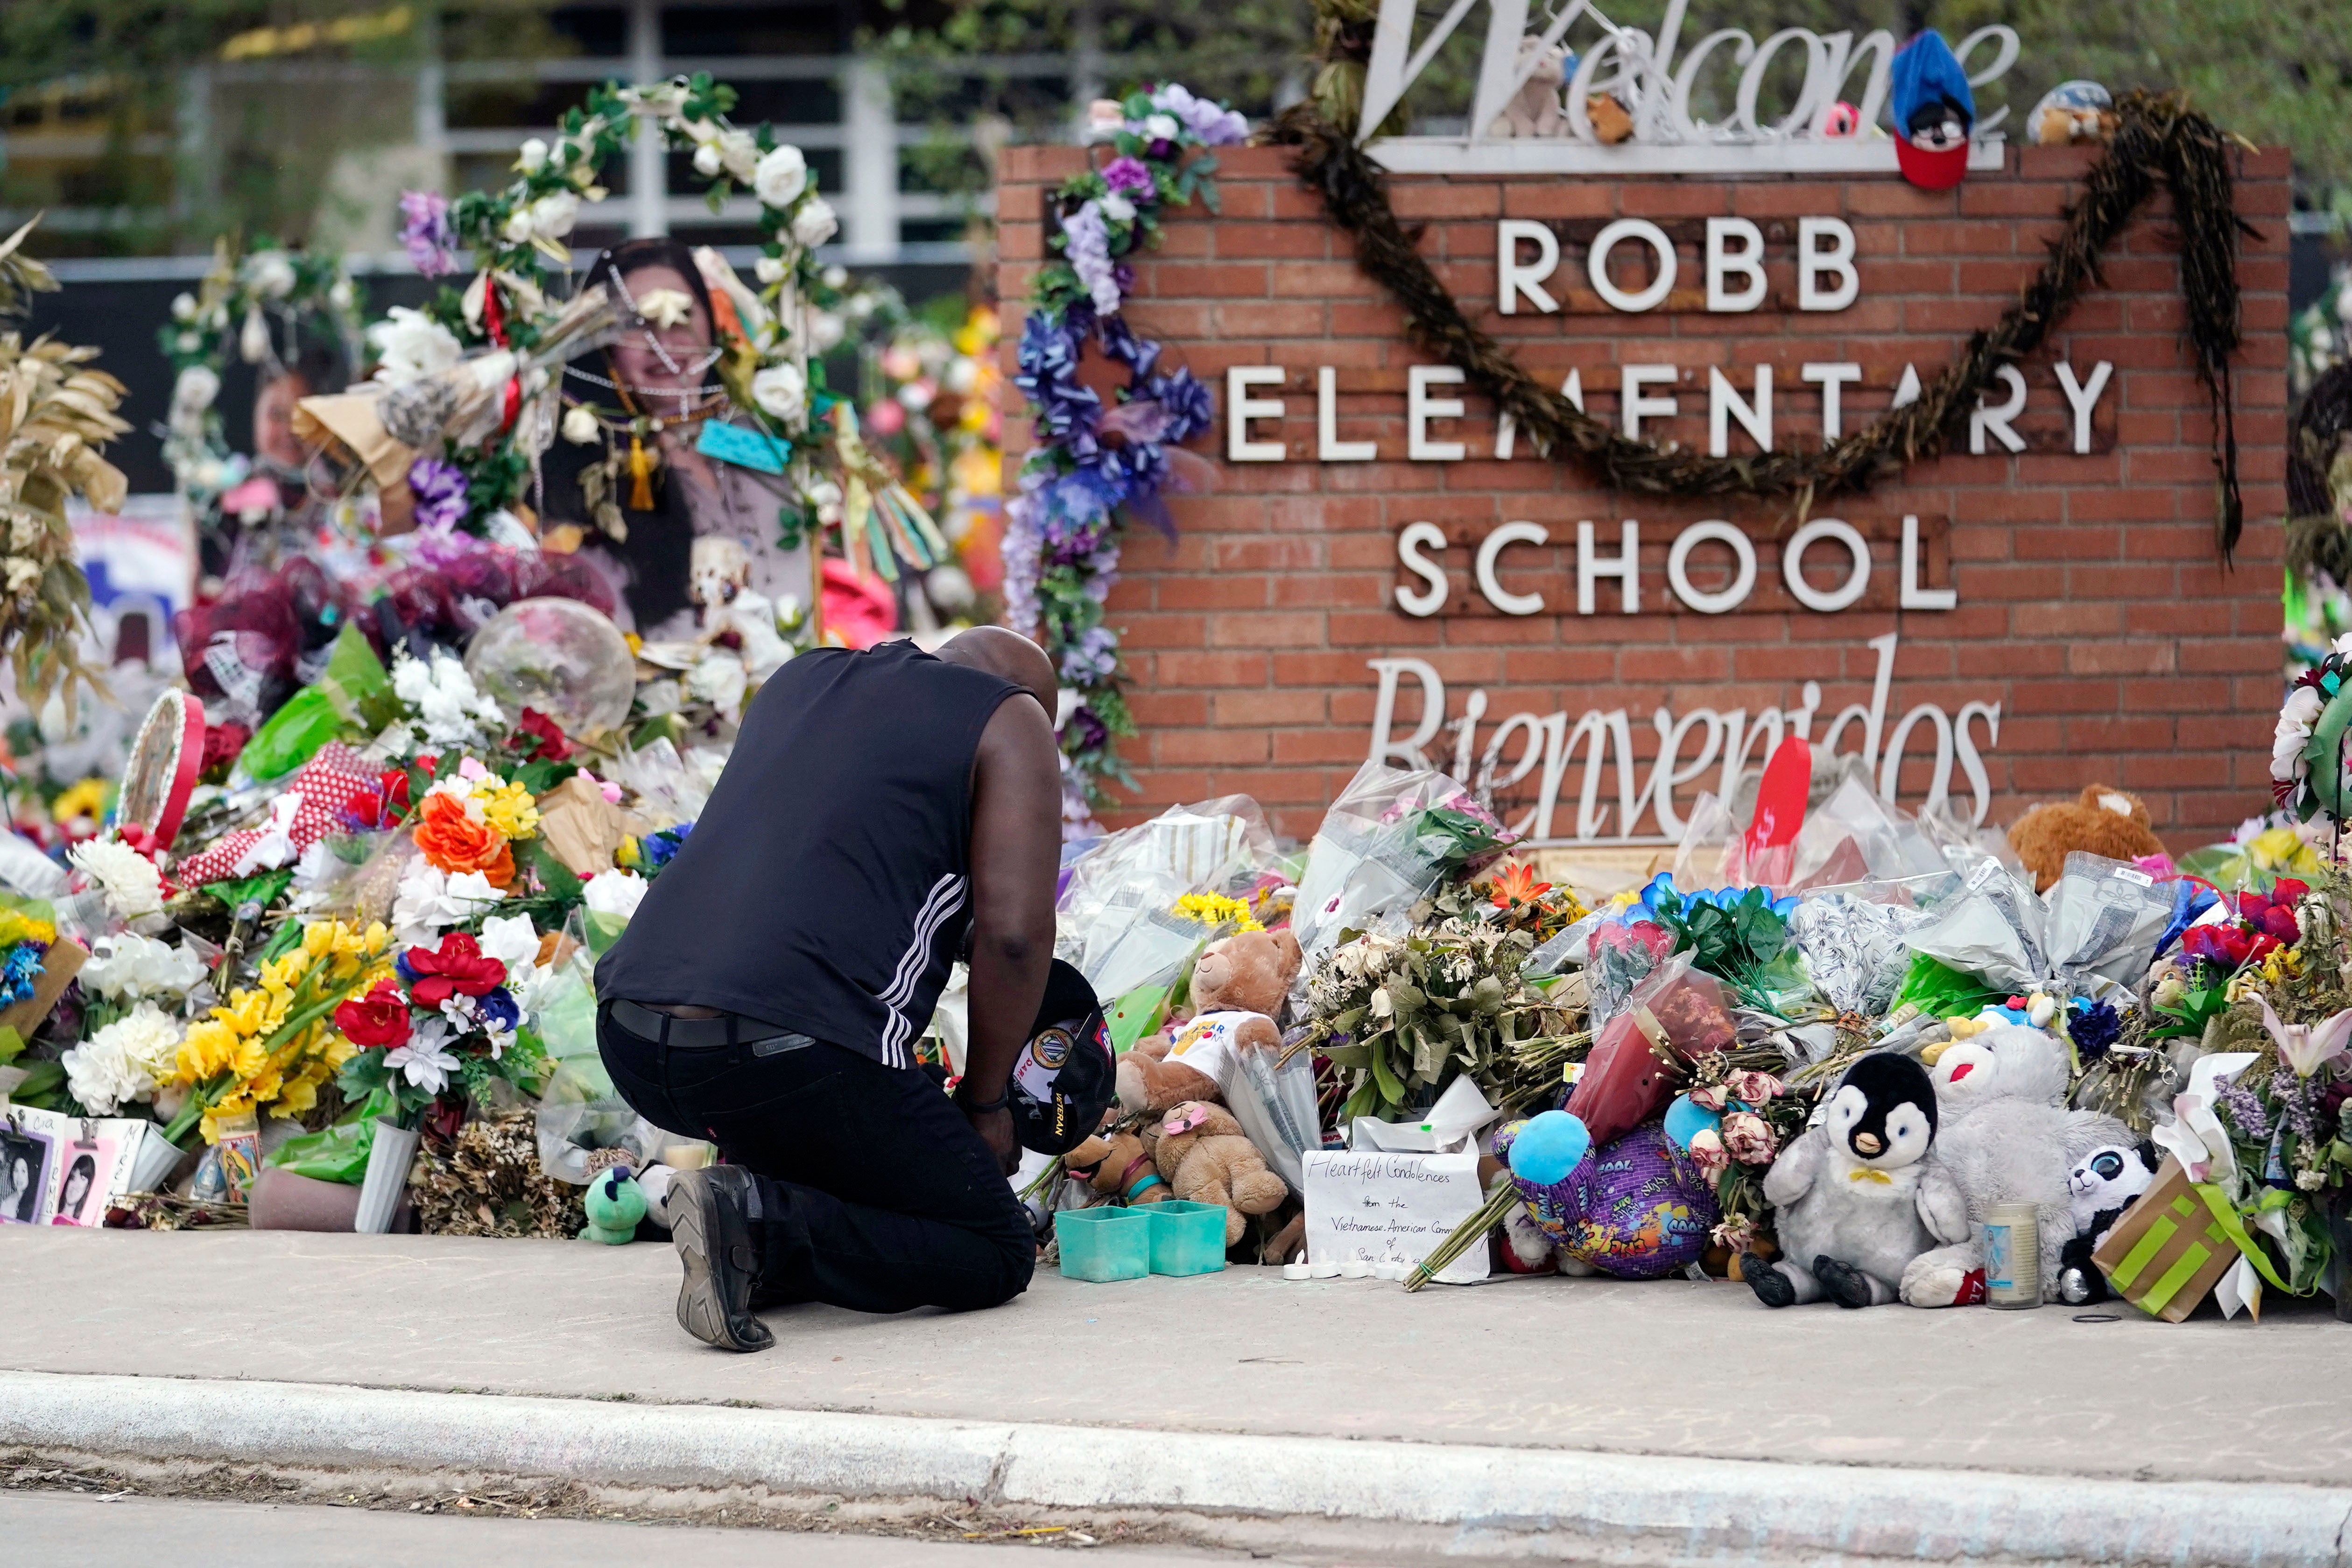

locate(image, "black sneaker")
[[669, 1167, 774, 1352]]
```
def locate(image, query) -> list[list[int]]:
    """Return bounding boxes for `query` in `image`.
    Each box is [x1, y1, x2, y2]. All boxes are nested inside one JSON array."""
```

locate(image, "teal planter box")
[[1054, 1206, 1151, 1282], [1145, 1200, 1228, 1275]]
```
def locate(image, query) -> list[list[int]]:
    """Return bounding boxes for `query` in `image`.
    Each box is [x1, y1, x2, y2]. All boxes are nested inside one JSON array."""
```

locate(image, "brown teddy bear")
[[2006, 783, 2167, 893], [1145, 1100, 1289, 1246], [1065, 1128, 1172, 1207], [1116, 928, 1301, 1116]]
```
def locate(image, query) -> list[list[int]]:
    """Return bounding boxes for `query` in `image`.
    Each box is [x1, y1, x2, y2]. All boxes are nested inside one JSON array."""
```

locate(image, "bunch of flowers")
[[332, 928, 545, 1125], [1007, 83, 1243, 829], [0, 900, 54, 1008], [2274, 646, 2352, 823], [1298, 880, 1582, 1120], [158, 919, 393, 1144], [1171, 892, 1261, 935], [156, 237, 362, 526], [60, 1002, 183, 1116], [1476, 862, 1587, 942], [1676, 1058, 1803, 1253]]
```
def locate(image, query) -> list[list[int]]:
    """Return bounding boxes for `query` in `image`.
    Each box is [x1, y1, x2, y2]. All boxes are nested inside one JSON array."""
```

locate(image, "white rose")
[[561, 404, 600, 445], [753, 144, 807, 209], [693, 141, 724, 177], [171, 364, 220, 416], [244, 250, 296, 300], [1100, 193, 1135, 224], [1145, 113, 1180, 141], [529, 190, 580, 239], [750, 363, 806, 421], [2275, 685, 2324, 781], [718, 128, 760, 181], [753, 254, 786, 285], [502, 205, 536, 244], [791, 197, 838, 249], [328, 277, 353, 311], [517, 136, 549, 172], [367, 306, 463, 387], [171, 292, 198, 323], [583, 868, 648, 921]]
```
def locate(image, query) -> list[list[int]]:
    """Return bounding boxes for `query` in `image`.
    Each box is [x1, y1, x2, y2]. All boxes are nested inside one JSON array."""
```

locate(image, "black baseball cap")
[[1010, 960, 1115, 1155]]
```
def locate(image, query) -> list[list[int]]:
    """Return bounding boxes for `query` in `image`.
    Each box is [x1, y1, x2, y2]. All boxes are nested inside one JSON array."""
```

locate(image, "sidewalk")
[[4, 1228, 2350, 1563]]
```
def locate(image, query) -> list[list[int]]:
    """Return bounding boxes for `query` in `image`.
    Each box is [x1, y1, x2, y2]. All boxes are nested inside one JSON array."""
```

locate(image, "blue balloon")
[[1662, 1093, 1722, 1151], [1508, 1109, 1592, 1186]]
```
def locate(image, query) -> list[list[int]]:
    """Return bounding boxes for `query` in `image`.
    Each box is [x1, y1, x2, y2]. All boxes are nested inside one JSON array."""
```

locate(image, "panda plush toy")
[[2055, 1141, 2161, 1305]]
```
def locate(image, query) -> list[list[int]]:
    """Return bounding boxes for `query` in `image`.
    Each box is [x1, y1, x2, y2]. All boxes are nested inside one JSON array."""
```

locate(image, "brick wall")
[[996, 142, 2293, 848]]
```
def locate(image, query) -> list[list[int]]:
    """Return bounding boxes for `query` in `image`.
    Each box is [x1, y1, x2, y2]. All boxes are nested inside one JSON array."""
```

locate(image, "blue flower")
[[475, 987, 521, 1034]]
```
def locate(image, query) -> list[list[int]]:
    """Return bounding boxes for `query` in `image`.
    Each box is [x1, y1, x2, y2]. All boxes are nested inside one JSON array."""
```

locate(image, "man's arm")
[[953, 693, 1063, 1174]]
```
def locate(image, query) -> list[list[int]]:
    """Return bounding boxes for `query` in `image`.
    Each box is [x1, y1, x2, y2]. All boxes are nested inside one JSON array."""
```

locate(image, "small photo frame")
[[49, 1123, 121, 1227], [0, 1112, 58, 1224]]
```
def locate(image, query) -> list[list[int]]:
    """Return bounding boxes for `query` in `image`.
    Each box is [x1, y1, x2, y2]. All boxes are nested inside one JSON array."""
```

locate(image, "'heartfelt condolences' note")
[[1301, 1149, 1489, 1283]]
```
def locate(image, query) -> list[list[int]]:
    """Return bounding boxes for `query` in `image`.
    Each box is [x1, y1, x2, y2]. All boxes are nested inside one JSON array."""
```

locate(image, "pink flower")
[[1721, 1111, 1778, 1166], [1686, 1128, 1730, 1180], [1728, 1070, 1784, 1106], [1688, 1083, 1731, 1113]]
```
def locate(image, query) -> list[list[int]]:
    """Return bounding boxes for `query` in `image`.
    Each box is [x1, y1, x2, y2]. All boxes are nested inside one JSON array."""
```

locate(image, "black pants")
[[598, 1004, 1035, 1315]]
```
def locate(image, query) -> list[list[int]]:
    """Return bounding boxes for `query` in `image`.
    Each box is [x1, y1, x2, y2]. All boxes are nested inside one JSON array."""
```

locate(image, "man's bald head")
[[939, 626, 1057, 713]]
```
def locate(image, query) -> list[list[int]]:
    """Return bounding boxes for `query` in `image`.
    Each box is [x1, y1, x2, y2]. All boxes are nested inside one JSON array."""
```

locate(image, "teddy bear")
[[1486, 34, 1569, 138], [1144, 1099, 1288, 1246], [1749, 1053, 1945, 1309], [2006, 784, 2166, 893], [1899, 1026, 2130, 1306], [1116, 928, 1300, 1116], [1065, 1127, 1173, 1208]]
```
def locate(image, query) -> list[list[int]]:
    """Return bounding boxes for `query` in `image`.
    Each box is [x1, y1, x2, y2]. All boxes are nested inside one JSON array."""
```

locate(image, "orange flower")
[[412, 791, 514, 889], [1489, 861, 1552, 912]]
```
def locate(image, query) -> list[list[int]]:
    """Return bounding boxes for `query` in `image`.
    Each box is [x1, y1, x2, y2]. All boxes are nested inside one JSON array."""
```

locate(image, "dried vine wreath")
[[1263, 92, 2255, 562]]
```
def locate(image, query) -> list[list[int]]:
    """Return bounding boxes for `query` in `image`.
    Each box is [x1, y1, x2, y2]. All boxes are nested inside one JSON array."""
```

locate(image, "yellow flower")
[[1173, 893, 1262, 933], [52, 777, 107, 823], [0, 909, 55, 948], [615, 836, 641, 869], [472, 776, 541, 840], [302, 921, 336, 959], [2248, 827, 2324, 875]]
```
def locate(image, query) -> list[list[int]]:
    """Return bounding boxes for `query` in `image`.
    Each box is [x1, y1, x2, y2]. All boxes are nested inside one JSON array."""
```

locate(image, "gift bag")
[[2091, 1155, 2240, 1322]]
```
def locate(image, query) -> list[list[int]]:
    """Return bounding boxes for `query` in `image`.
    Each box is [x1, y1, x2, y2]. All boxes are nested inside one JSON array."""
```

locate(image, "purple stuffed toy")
[[1495, 1110, 1719, 1279]]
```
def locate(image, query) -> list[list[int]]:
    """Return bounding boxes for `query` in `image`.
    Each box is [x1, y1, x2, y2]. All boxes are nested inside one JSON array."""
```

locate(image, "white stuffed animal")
[[1486, 35, 1569, 139], [1901, 1026, 2128, 1306]]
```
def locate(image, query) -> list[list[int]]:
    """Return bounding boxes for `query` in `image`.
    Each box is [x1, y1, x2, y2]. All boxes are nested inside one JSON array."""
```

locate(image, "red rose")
[[400, 931, 508, 1008], [514, 708, 571, 762], [335, 980, 412, 1049]]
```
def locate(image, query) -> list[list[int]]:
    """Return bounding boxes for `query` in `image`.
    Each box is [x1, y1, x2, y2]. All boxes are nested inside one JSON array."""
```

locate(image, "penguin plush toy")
[[1750, 1053, 1948, 1309], [2055, 1140, 2160, 1304]]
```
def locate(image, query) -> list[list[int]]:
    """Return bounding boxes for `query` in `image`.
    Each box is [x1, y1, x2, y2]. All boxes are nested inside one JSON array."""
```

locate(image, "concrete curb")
[[3, 1369, 2346, 1566]]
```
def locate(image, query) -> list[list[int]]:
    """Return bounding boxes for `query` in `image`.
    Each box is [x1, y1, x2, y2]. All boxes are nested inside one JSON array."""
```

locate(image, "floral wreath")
[[385, 72, 937, 581], [2273, 643, 2352, 825], [1006, 84, 1243, 830], [158, 240, 364, 530]]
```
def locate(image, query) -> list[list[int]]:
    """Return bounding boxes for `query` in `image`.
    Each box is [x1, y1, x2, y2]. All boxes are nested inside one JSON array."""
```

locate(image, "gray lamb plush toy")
[[1751, 1052, 1947, 1309], [1901, 1025, 2129, 1306]]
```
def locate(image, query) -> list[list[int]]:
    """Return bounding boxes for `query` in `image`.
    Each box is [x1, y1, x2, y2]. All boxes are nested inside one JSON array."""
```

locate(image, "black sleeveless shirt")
[[596, 640, 1024, 1069]]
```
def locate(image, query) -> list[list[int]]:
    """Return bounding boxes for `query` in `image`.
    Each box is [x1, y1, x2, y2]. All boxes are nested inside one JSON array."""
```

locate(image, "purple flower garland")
[[1005, 83, 1244, 832]]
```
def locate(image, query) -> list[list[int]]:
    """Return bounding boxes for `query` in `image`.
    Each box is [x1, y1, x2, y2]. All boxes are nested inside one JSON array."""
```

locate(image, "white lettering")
[[1318, 366, 1376, 462], [1708, 365, 1773, 456], [1588, 218, 1678, 312], [1365, 656, 1445, 768], [1408, 365, 1468, 461], [1375, 634, 1997, 841], [1782, 517, 1870, 612], [1667, 520, 1758, 613], [1705, 217, 1767, 311], [1577, 520, 1640, 614], [1476, 521, 1549, 615], [1497, 219, 1561, 315], [1621, 364, 1679, 438], [1494, 371, 1581, 461], [1900, 514, 1957, 611], [1227, 366, 1287, 461], [1802, 361, 1862, 441], [1798, 217, 1858, 310], [1970, 364, 2028, 454], [1395, 522, 1450, 617], [1734, 28, 1832, 138], [2054, 359, 2114, 455]]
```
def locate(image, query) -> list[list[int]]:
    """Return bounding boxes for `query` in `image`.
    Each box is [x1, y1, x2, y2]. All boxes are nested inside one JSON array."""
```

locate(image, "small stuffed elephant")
[[1148, 1100, 1288, 1246]]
